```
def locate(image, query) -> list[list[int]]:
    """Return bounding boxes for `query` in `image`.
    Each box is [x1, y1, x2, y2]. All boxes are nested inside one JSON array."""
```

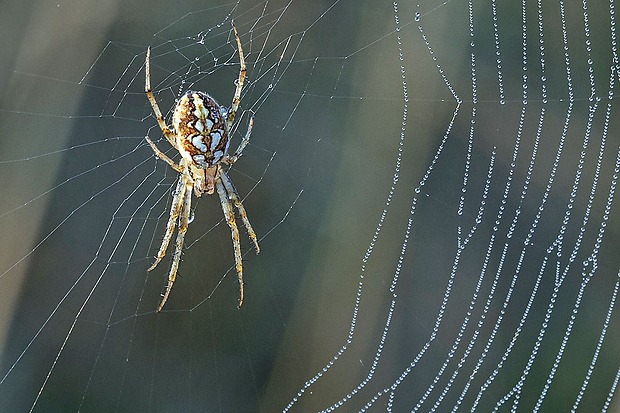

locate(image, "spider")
[[145, 22, 259, 311]]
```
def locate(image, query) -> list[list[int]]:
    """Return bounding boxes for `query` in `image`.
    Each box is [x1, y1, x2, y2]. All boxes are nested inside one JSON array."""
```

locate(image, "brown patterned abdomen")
[[172, 91, 230, 168]]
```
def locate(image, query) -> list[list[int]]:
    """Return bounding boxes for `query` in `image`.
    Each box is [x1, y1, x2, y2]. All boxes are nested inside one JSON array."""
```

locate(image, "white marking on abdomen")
[[211, 131, 221, 151], [194, 120, 204, 132], [213, 150, 223, 162], [192, 135, 208, 152], [193, 154, 208, 167]]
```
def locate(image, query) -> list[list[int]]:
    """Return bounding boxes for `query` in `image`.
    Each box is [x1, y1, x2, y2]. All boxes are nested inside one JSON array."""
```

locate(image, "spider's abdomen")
[[173, 91, 230, 168]]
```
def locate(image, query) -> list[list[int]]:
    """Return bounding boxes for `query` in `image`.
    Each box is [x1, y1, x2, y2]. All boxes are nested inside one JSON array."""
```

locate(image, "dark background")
[[0, 0, 619, 411]]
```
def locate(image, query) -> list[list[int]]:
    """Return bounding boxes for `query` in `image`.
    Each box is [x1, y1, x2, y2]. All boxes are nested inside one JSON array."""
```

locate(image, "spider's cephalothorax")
[[173, 91, 230, 171], [144, 22, 259, 311]]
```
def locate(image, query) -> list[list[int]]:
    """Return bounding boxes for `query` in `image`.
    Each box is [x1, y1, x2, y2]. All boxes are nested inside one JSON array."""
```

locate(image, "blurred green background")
[[1, 0, 619, 411]]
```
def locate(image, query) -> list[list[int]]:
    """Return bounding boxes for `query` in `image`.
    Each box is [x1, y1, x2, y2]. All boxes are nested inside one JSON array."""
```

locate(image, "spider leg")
[[148, 175, 187, 272], [145, 47, 178, 150], [222, 113, 253, 165], [145, 137, 183, 173], [220, 171, 259, 253], [216, 179, 245, 307], [158, 176, 193, 311], [227, 22, 246, 126]]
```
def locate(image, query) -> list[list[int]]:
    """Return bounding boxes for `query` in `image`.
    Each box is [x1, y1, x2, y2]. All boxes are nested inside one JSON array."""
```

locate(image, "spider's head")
[[189, 163, 219, 197], [173, 90, 231, 170]]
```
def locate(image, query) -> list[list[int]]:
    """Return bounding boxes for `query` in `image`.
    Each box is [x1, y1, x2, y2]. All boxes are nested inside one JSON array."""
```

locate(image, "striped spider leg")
[[145, 22, 259, 311]]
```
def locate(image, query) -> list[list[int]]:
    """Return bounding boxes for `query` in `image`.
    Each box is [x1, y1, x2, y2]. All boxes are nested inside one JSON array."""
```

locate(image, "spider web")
[[0, 0, 619, 411]]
